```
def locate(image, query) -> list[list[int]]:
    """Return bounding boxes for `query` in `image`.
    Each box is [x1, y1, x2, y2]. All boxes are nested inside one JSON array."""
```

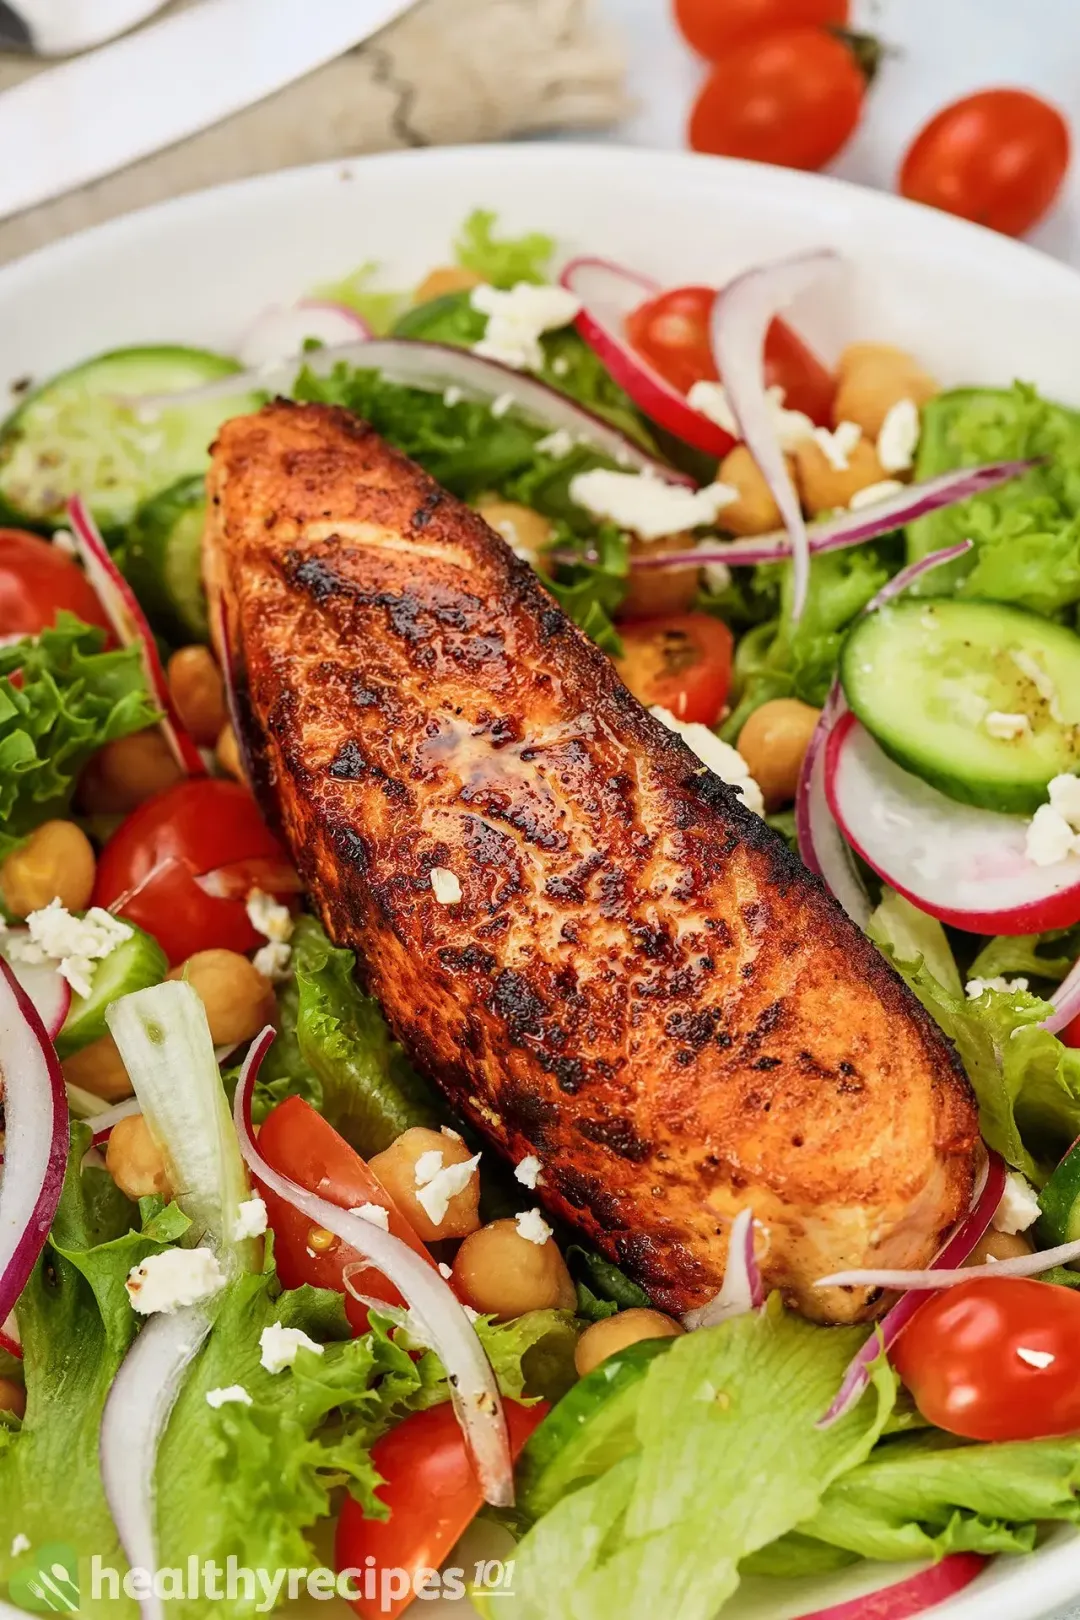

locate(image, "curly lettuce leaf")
[[0, 612, 158, 858], [454, 208, 554, 288], [968, 927, 1080, 988]]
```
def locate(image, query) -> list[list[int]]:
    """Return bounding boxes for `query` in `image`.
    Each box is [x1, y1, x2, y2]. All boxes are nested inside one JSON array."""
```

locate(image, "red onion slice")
[[0, 958, 69, 1324], [709, 251, 842, 624], [234, 1029, 514, 1508], [0, 1312, 20, 1358], [819, 1237, 1080, 1292], [237, 300, 372, 370], [1042, 956, 1080, 1035], [628, 460, 1033, 571], [682, 1208, 764, 1330], [818, 1153, 1007, 1427], [129, 339, 693, 487], [100, 1305, 213, 1620], [558, 257, 736, 459], [794, 1553, 986, 1620], [0, 933, 71, 1039], [66, 497, 205, 777], [90, 1096, 142, 1147]]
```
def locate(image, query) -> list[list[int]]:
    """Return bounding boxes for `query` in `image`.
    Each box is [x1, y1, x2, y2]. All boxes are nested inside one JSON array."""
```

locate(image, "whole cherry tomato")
[[674, 0, 848, 60], [900, 90, 1070, 238], [0, 528, 111, 639], [891, 1276, 1080, 1442], [615, 613, 734, 727], [689, 27, 865, 173]]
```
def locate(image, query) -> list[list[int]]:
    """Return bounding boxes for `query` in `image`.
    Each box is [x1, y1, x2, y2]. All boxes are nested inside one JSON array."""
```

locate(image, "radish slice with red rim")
[[237, 300, 372, 370], [826, 715, 1080, 935], [559, 257, 737, 459], [0, 957, 69, 1325], [234, 1027, 515, 1508], [793, 1553, 986, 1620], [66, 496, 205, 777], [682, 1207, 764, 1329], [0, 1312, 20, 1358], [0, 932, 71, 1039]]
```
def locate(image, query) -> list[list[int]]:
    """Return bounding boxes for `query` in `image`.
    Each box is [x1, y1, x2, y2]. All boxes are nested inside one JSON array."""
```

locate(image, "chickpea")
[[369, 1126, 481, 1243], [452, 1218, 577, 1320], [832, 343, 938, 440], [964, 1228, 1034, 1267], [716, 446, 785, 536], [62, 1033, 132, 1102], [475, 500, 553, 576], [791, 434, 889, 517], [619, 532, 699, 620], [0, 820, 95, 917], [215, 722, 245, 783], [79, 729, 182, 815], [0, 1377, 26, 1420], [574, 1308, 684, 1378], [167, 949, 276, 1046], [106, 1114, 172, 1201], [413, 265, 484, 305], [167, 646, 227, 748], [737, 699, 822, 811]]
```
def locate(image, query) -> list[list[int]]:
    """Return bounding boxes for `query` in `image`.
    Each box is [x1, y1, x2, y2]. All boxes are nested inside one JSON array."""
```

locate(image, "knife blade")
[[0, 0, 418, 223]]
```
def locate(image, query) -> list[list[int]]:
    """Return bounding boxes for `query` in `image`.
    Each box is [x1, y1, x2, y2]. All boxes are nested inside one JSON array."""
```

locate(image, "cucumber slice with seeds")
[[56, 920, 168, 1059]]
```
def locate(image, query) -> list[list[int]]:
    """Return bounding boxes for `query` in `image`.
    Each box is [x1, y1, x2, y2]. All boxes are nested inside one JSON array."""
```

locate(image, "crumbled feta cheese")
[[416, 1153, 482, 1227], [568, 468, 738, 542], [8, 901, 131, 999], [245, 888, 294, 944], [253, 940, 292, 982], [430, 867, 463, 905], [471, 282, 580, 371], [1011, 649, 1064, 722], [490, 391, 515, 419], [1025, 803, 1079, 867], [51, 528, 76, 556], [259, 1323, 324, 1373], [443, 385, 464, 407], [10, 1533, 30, 1558], [1016, 1346, 1055, 1369], [993, 1172, 1042, 1235], [876, 398, 920, 472], [515, 1207, 553, 1246], [704, 560, 732, 595], [650, 706, 765, 817], [206, 1384, 252, 1409], [441, 1125, 463, 1142], [515, 1155, 543, 1190], [232, 1197, 268, 1240], [847, 479, 905, 511], [688, 380, 816, 452], [551, 354, 570, 378], [415, 1150, 444, 1187], [965, 976, 1029, 999], [984, 711, 1031, 741], [812, 420, 862, 471], [1049, 773, 1080, 830], [125, 1247, 225, 1316], [438, 1261, 453, 1279], [536, 427, 575, 458], [348, 1202, 389, 1230], [463, 1304, 481, 1323]]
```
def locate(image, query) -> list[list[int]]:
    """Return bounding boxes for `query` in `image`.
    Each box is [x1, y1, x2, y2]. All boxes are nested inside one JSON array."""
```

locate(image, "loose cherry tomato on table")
[[336, 1401, 548, 1620], [689, 27, 865, 174], [615, 614, 734, 727], [891, 1276, 1080, 1442], [674, 0, 848, 60], [256, 1095, 436, 1334], [92, 776, 296, 964], [625, 285, 834, 422], [899, 90, 1070, 238], [0, 528, 111, 639]]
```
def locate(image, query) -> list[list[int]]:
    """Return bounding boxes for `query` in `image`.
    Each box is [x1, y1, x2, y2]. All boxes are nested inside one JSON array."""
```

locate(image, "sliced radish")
[[0, 932, 70, 1039], [826, 714, 1080, 935], [559, 256, 736, 459], [237, 300, 372, 370], [0, 1311, 21, 1358], [794, 1554, 986, 1620], [66, 496, 205, 778], [682, 1207, 764, 1330]]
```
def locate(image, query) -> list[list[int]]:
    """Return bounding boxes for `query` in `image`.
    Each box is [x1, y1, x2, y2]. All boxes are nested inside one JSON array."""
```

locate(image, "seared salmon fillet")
[[205, 400, 980, 1324]]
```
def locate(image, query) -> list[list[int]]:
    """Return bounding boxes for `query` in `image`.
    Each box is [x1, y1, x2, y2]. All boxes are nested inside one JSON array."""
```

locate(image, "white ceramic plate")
[[2, 144, 1078, 1620]]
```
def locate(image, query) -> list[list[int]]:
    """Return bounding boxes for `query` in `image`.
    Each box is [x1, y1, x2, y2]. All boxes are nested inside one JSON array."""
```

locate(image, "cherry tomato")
[[256, 1095, 436, 1334], [92, 777, 293, 964], [674, 0, 848, 60], [1061, 1016, 1080, 1049], [625, 285, 834, 422], [689, 27, 865, 173], [900, 90, 1070, 239], [891, 1276, 1080, 1442], [0, 528, 111, 640], [615, 614, 734, 727], [336, 1401, 548, 1620]]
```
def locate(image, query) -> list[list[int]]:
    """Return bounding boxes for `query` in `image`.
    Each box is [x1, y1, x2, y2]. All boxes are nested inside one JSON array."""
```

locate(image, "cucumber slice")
[[841, 597, 1080, 814], [0, 347, 264, 533], [1038, 1137, 1080, 1246], [126, 475, 209, 642], [515, 1336, 674, 1523], [56, 921, 167, 1059]]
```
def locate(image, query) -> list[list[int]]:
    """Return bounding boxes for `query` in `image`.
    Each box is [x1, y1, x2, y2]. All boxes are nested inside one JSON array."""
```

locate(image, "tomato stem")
[[830, 26, 889, 85]]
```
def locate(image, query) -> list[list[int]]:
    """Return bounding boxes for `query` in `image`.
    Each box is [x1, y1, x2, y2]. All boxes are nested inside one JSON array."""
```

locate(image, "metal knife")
[[0, 0, 418, 223]]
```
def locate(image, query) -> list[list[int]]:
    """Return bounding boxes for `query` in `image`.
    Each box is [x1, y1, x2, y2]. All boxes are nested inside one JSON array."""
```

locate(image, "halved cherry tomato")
[[615, 614, 734, 727], [891, 1276, 1080, 1442], [256, 1095, 436, 1334], [900, 90, 1070, 239], [0, 528, 111, 639], [336, 1401, 548, 1620], [689, 27, 865, 174], [674, 0, 848, 60], [92, 777, 294, 964], [625, 285, 834, 423]]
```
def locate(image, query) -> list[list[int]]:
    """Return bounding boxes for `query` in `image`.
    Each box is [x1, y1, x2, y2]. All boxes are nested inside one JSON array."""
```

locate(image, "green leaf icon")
[[7, 1544, 81, 1614]]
